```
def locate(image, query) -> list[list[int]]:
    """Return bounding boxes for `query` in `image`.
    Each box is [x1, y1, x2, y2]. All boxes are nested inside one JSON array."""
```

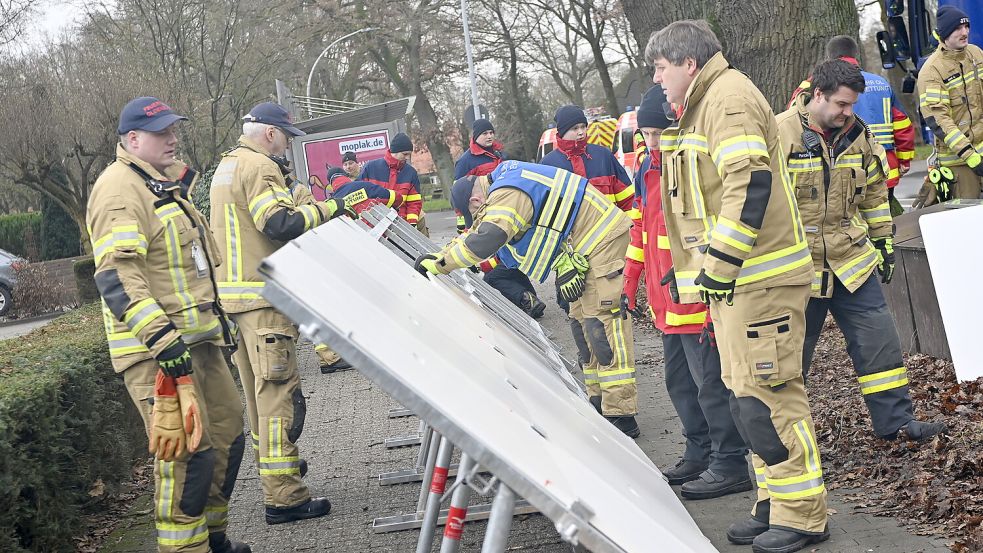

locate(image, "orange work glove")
[[149, 372, 203, 460], [175, 375, 203, 453]]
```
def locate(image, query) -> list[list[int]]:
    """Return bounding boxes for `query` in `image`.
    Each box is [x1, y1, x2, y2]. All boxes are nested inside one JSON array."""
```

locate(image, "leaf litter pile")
[[808, 316, 983, 551]]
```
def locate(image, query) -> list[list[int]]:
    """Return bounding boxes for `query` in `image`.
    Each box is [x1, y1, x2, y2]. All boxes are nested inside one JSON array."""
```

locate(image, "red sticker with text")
[[430, 466, 449, 493], [444, 506, 468, 540]]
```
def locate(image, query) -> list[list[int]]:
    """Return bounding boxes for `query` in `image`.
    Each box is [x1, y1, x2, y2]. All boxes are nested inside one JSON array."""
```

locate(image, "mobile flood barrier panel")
[[258, 208, 717, 552]]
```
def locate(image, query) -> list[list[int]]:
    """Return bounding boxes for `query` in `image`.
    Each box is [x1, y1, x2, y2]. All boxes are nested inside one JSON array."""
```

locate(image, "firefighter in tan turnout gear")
[[915, 6, 983, 204], [416, 161, 641, 438], [87, 97, 248, 553], [777, 59, 946, 443], [210, 102, 349, 524], [647, 21, 828, 553]]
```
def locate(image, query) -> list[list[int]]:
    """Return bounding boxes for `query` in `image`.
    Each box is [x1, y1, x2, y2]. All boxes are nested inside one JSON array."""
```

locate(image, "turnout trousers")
[[123, 342, 245, 552], [712, 284, 828, 535], [663, 333, 748, 474], [484, 265, 536, 308], [230, 307, 311, 509], [567, 231, 638, 416], [802, 275, 913, 437]]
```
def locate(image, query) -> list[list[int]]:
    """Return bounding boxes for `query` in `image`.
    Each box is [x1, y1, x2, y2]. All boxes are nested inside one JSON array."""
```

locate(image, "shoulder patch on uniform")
[[211, 158, 238, 187]]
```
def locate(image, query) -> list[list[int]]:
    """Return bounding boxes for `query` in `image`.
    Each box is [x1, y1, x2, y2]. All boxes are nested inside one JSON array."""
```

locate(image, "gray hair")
[[645, 20, 722, 68], [242, 121, 273, 138]]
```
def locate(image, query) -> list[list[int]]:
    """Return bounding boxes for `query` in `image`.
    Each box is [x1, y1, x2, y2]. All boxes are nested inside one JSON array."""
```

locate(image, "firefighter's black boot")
[[520, 291, 546, 319], [727, 500, 770, 545], [208, 532, 251, 553], [605, 415, 640, 438], [681, 469, 753, 499], [901, 419, 947, 441], [588, 396, 602, 414], [265, 497, 331, 525], [662, 458, 708, 485], [751, 526, 830, 553]]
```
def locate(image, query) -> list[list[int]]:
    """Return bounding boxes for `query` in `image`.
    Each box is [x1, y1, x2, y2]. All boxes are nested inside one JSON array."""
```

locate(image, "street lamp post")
[[460, 0, 481, 122], [306, 27, 377, 105]]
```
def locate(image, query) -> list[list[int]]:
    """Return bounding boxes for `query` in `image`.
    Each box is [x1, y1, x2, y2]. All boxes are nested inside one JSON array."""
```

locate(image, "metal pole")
[[480, 484, 517, 553], [439, 454, 475, 553], [305, 27, 377, 112], [459, 0, 481, 121], [416, 429, 441, 512], [415, 437, 454, 553]]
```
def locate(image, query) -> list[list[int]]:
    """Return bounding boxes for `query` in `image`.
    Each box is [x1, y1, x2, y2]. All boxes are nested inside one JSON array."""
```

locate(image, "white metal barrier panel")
[[259, 211, 717, 552]]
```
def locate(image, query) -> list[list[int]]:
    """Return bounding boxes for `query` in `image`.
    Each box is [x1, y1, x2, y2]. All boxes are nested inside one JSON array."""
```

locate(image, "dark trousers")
[[663, 333, 748, 474], [802, 275, 914, 437], [484, 265, 535, 308]]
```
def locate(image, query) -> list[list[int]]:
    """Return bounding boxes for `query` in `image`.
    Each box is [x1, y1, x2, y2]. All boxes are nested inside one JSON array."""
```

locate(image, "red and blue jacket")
[[454, 140, 504, 179], [625, 152, 706, 334], [358, 151, 422, 223], [541, 138, 634, 212]]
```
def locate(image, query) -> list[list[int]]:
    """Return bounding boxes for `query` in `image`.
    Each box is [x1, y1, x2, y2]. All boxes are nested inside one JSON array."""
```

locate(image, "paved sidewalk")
[[100, 211, 951, 552]]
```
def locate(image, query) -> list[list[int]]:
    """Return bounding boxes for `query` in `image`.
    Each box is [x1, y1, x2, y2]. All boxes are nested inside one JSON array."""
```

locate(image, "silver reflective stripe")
[[714, 223, 755, 248], [156, 205, 183, 220], [156, 522, 208, 541], [219, 284, 265, 296], [226, 205, 239, 282], [575, 206, 622, 256], [860, 371, 908, 392], [737, 246, 811, 281], [181, 323, 222, 344], [862, 207, 890, 220], [796, 421, 819, 473], [766, 475, 824, 495], [125, 301, 161, 332], [249, 195, 275, 219], [596, 371, 635, 384], [109, 336, 143, 349], [836, 250, 878, 284], [259, 459, 301, 470]]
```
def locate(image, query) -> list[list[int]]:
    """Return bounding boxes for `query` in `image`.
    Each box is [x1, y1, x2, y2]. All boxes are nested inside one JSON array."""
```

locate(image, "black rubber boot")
[[320, 358, 352, 374], [680, 469, 753, 499], [208, 532, 251, 553], [604, 415, 641, 438], [662, 458, 708, 485], [588, 396, 602, 414], [751, 526, 830, 553], [299, 458, 308, 478], [727, 500, 770, 545], [265, 497, 331, 525], [901, 419, 947, 441]]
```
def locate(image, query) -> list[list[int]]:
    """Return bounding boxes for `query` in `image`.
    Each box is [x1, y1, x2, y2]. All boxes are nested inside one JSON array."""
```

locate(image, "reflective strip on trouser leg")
[[155, 460, 209, 551], [585, 308, 637, 416], [830, 278, 914, 437], [190, 343, 245, 536], [712, 284, 827, 534]]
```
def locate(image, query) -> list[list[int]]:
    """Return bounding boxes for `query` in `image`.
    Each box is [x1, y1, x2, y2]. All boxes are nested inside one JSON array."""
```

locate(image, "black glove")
[[414, 253, 439, 276], [694, 269, 735, 306], [660, 268, 680, 304], [620, 293, 644, 319], [156, 339, 193, 378], [324, 197, 356, 220], [872, 237, 895, 284]]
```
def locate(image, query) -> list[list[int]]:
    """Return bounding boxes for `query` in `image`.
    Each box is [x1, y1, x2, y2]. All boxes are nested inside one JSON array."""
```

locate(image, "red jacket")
[[358, 151, 423, 223], [541, 138, 635, 212], [624, 152, 706, 334]]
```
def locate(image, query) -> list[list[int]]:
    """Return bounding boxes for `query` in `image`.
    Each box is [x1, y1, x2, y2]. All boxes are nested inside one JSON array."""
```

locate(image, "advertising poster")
[[303, 129, 391, 200]]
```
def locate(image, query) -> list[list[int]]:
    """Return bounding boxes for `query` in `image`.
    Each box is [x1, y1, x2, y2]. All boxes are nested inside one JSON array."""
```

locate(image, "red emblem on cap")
[[143, 101, 171, 117]]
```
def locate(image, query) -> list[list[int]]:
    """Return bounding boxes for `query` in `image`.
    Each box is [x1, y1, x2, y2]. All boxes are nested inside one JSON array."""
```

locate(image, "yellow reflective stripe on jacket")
[[675, 270, 700, 294], [657, 234, 670, 250], [754, 466, 767, 489], [711, 134, 768, 174], [107, 330, 149, 355], [123, 297, 166, 335], [787, 157, 822, 173], [224, 205, 243, 282], [297, 204, 321, 231], [627, 207, 641, 220], [943, 128, 972, 152], [834, 247, 879, 288], [832, 153, 863, 169], [517, 169, 579, 280], [92, 225, 148, 264], [158, 207, 199, 329], [860, 202, 891, 225], [777, 154, 806, 245], [218, 281, 265, 301], [445, 239, 482, 268], [896, 148, 915, 160], [248, 189, 277, 224], [625, 244, 644, 262], [919, 88, 949, 106], [687, 149, 714, 243], [574, 203, 622, 258], [712, 216, 757, 253], [612, 184, 634, 203], [485, 206, 528, 234], [404, 193, 422, 202], [735, 241, 812, 286], [406, 213, 419, 222], [858, 367, 909, 395], [665, 310, 707, 326], [180, 318, 223, 344]]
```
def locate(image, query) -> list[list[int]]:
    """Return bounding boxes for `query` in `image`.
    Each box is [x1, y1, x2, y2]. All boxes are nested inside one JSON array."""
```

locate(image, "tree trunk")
[[413, 89, 455, 200], [589, 38, 622, 116], [622, 0, 860, 112]]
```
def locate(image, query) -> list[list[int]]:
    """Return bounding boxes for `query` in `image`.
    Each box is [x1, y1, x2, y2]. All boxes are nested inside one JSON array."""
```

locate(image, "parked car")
[[0, 248, 26, 317]]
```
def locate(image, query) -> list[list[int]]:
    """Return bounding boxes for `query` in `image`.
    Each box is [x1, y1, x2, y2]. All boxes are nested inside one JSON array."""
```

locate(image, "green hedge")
[[0, 305, 146, 552], [0, 213, 42, 260], [40, 196, 81, 261]]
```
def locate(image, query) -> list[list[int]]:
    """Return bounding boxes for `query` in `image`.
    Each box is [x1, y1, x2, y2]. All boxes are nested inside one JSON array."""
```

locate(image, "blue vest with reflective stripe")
[[854, 71, 901, 151], [488, 161, 587, 282]]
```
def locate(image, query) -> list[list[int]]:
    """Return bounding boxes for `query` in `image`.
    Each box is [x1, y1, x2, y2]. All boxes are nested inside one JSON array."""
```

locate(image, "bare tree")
[[0, 0, 37, 49]]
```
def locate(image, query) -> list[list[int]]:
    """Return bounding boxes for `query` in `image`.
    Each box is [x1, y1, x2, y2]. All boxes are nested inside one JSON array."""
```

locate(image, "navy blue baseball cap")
[[243, 102, 305, 137], [117, 97, 188, 134]]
